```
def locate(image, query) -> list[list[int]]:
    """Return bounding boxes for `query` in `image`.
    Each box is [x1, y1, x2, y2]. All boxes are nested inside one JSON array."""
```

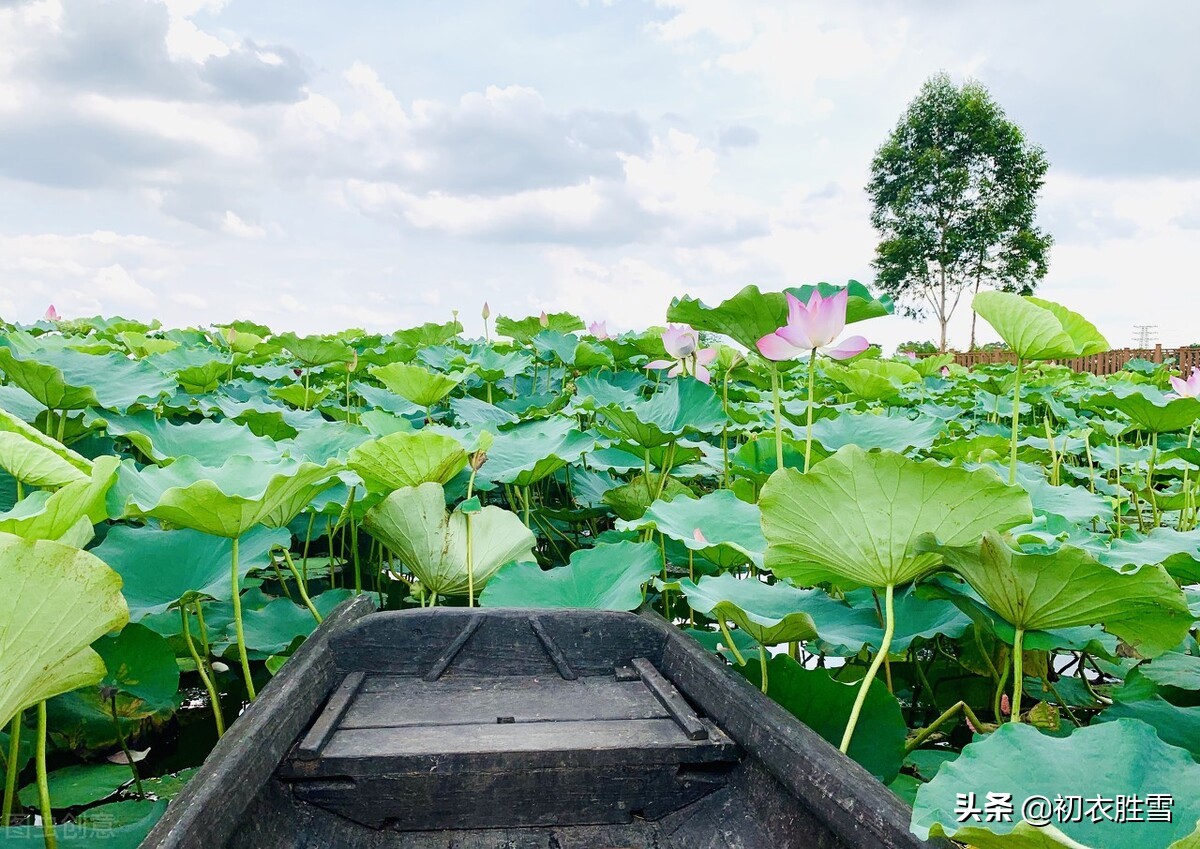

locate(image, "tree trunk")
[[938, 266, 949, 353], [969, 276, 981, 350]]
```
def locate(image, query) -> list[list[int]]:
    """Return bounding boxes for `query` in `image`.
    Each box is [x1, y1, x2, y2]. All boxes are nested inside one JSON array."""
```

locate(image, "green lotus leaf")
[[495, 312, 584, 343], [172, 359, 234, 394], [0, 455, 118, 542], [119, 331, 179, 358], [362, 481, 535, 596], [94, 622, 180, 712], [936, 532, 1192, 659], [912, 720, 1200, 849], [666, 282, 891, 350], [460, 347, 533, 382], [1005, 463, 1112, 524], [827, 585, 973, 655], [972, 292, 1109, 361], [114, 455, 343, 538], [0, 406, 93, 486], [0, 346, 175, 412], [478, 418, 596, 487], [616, 489, 766, 568], [677, 573, 877, 646], [822, 362, 903, 401], [598, 378, 727, 448], [601, 473, 694, 521], [370, 361, 471, 408], [480, 540, 659, 610], [222, 589, 353, 656], [18, 763, 132, 809], [1087, 384, 1200, 433], [100, 412, 282, 465], [1134, 651, 1200, 691], [1098, 693, 1200, 766], [738, 654, 906, 783], [450, 396, 518, 427], [269, 383, 331, 410], [811, 411, 945, 454], [275, 331, 352, 367], [0, 533, 130, 730], [348, 430, 468, 493], [760, 446, 1031, 587]]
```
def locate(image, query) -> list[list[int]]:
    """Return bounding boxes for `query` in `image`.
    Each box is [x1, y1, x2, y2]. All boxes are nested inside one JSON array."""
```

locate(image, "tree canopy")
[[867, 73, 1052, 352]]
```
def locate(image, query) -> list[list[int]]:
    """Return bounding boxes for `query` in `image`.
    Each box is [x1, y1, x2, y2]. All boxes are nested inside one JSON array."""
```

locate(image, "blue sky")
[[2, 0, 1198, 350]]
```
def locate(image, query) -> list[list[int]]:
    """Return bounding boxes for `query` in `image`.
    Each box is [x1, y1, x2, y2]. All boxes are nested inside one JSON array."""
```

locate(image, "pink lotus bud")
[[539, 310, 549, 328], [940, 365, 951, 378], [482, 302, 491, 319], [44, 304, 60, 321], [347, 351, 358, 372]]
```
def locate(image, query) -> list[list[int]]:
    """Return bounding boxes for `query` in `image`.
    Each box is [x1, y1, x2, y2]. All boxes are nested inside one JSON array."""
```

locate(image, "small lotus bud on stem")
[[471, 451, 488, 472]]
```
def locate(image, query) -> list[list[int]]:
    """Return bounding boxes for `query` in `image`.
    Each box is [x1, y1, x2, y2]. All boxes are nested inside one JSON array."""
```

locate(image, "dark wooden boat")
[[141, 598, 948, 848]]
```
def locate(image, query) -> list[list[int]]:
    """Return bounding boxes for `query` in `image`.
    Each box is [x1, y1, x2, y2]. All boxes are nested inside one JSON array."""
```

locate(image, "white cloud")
[[219, 210, 266, 239]]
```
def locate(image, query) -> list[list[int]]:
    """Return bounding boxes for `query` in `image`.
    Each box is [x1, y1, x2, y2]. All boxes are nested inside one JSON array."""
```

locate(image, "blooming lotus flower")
[[44, 304, 59, 321], [1169, 367, 1200, 398], [755, 289, 869, 361], [588, 320, 610, 340], [645, 324, 717, 383], [940, 365, 951, 378]]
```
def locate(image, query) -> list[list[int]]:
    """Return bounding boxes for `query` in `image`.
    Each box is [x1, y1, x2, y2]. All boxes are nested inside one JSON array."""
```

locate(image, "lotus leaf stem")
[[1011, 628, 1025, 723], [1008, 358, 1023, 485], [181, 603, 225, 738], [805, 350, 817, 472], [717, 619, 746, 666], [278, 549, 322, 624], [109, 693, 144, 798], [230, 537, 257, 701], [903, 701, 987, 755], [757, 645, 769, 694], [769, 364, 784, 471], [840, 583, 895, 754], [36, 702, 55, 849]]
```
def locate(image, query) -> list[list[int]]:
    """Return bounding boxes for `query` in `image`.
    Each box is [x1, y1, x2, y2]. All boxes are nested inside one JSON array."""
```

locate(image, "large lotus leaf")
[[1097, 697, 1200, 761], [1135, 652, 1200, 691], [825, 585, 973, 655], [460, 347, 533, 382], [912, 720, 1200, 849], [270, 383, 331, 409], [348, 430, 467, 493], [936, 532, 1192, 659], [1087, 384, 1200, 433], [94, 623, 179, 711], [0, 533, 130, 730], [0, 455, 118, 542], [676, 573, 877, 646], [1094, 527, 1200, 587], [0, 346, 175, 412], [0, 346, 99, 409], [92, 524, 288, 619], [760, 446, 1032, 587], [391, 319, 462, 349], [114, 455, 343, 538], [450, 396, 518, 427], [370, 362, 471, 408], [1007, 463, 1111, 525], [821, 362, 902, 401], [599, 378, 727, 448], [223, 590, 353, 657], [362, 482, 535, 596], [275, 331, 352, 367], [495, 312, 584, 342], [478, 418, 596, 487], [666, 283, 890, 350], [811, 411, 945, 453], [100, 412, 281, 465], [738, 654, 906, 783], [601, 473, 694, 521], [283, 421, 372, 463], [18, 763, 132, 809], [972, 292, 1109, 361], [0, 407, 93, 485], [616, 490, 766, 568], [480, 541, 659, 610]]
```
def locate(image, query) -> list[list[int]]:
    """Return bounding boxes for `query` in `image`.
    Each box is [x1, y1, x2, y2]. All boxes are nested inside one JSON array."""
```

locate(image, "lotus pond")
[[1, 285, 1199, 849]]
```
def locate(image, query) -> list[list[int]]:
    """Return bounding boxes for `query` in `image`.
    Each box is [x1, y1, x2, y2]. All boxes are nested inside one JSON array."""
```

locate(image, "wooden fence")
[[931, 345, 1200, 376]]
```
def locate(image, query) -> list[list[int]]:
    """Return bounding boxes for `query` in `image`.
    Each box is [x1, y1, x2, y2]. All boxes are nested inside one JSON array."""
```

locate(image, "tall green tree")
[[867, 73, 1052, 352]]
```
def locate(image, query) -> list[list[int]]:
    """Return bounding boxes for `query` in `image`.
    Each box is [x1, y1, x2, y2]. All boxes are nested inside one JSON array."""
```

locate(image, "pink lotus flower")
[[755, 289, 869, 361], [1169, 367, 1200, 398], [940, 365, 951, 378], [645, 325, 717, 383], [902, 351, 918, 361], [588, 320, 610, 340], [693, 528, 709, 545], [44, 304, 60, 321]]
